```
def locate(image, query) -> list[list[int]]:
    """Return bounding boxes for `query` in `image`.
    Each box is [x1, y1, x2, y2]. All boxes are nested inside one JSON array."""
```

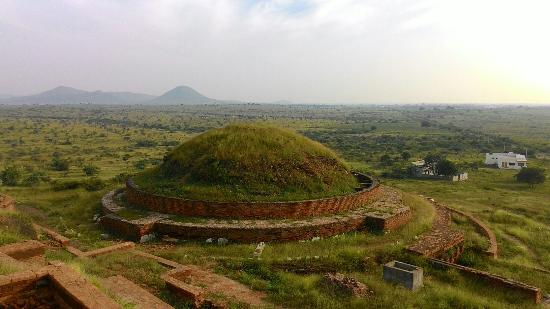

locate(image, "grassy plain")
[[1, 104, 549, 308]]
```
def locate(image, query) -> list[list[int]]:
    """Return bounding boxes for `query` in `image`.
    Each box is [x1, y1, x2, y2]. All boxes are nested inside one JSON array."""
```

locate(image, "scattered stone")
[[139, 233, 156, 243], [100, 233, 110, 240], [205, 238, 213, 243], [322, 273, 373, 298], [253, 242, 265, 258], [217, 237, 228, 245], [311, 236, 321, 241], [162, 235, 179, 243], [93, 214, 101, 222], [542, 294, 550, 304]]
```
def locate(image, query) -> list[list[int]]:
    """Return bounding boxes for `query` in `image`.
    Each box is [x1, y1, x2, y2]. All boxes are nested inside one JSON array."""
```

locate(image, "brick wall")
[[364, 208, 412, 231], [429, 258, 542, 303], [100, 207, 412, 243], [440, 205, 498, 258], [125, 173, 380, 219], [154, 217, 367, 242]]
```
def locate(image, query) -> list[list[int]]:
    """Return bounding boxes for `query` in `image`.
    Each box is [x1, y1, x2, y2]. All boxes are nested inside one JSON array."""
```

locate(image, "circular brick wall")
[[125, 173, 380, 219]]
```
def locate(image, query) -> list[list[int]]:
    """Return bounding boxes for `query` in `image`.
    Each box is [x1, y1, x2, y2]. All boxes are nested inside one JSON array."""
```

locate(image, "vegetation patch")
[[134, 124, 359, 201], [0, 212, 36, 245]]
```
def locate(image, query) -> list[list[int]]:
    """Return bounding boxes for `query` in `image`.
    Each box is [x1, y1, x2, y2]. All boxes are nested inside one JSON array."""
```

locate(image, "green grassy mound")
[[134, 124, 359, 201]]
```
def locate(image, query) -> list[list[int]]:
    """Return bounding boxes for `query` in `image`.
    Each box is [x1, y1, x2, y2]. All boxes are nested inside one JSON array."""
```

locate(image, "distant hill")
[[147, 85, 216, 105], [0, 94, 12, 100], [0, 86, 155, 105], [0, 85, 292, 105]]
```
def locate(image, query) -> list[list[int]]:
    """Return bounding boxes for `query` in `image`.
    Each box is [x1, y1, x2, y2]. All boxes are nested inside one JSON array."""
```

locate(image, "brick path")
[[407, 198, 464, 261]]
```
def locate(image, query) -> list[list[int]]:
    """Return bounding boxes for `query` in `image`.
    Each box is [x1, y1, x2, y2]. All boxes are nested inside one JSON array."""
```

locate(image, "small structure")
[[411, 160, 468, 182], [485, 152, 527, 169], [383, 261, 423, 291]]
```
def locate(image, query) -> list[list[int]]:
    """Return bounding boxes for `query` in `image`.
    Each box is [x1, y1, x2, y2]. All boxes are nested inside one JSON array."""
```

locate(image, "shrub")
[[22, 173, 41, 187], [112, 173, 131, 183], [0, 166, 21, 186], [515, 167, 545, 186], [379, 154, 393, 166], [52, 180, 81, 191], [82, 164, 100, 176], [135, 139, 157, 147], [134, 160, 147, 170], [51, 157, 70, 171], [435, 159, 458, 177], [83, 177, 107, 191]]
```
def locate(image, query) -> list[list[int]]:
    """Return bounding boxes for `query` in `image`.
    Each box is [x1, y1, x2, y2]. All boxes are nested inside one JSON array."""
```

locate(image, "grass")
[[134, 123, 359, 202], [2, 104, 550, 308], [386, 163, 550, 292], [0, 211, 36, 245]]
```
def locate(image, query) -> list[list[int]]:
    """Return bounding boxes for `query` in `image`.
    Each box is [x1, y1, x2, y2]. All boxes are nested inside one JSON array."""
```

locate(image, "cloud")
[[0, 0, 549, 103]]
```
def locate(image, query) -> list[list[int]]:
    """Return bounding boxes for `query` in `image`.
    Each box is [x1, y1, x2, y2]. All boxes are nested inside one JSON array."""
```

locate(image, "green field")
[[1, 104, 549, 308]]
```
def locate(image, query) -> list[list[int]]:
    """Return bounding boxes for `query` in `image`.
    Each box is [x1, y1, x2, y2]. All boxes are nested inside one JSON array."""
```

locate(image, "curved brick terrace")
[[438, 204, 498, 259], [125, 172, 380, 219], [100, 185, 412, 242]]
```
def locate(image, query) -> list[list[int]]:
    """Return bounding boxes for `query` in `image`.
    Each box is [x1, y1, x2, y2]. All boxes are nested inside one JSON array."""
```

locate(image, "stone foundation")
[[100, 186, 412, 242], [0, 262, 120, 308], [0, 240, 45, 260], [162, 265, 270, 308]]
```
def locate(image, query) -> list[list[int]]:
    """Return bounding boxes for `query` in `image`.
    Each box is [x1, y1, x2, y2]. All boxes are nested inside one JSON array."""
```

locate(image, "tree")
[[424, 153, 442, 174], [435, 159, 458, 177], [515, 167, 545, 186], [22, 173, 41, 187], [0, 166, 21, 186], [82, 165, 100, 176], [51, 157, 69, 171], [379, 154, 393, 166], [401, 151, 411, 161]]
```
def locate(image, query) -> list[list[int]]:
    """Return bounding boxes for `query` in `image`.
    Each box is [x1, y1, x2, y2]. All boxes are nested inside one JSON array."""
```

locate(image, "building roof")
[[486, 152, 527, 161]]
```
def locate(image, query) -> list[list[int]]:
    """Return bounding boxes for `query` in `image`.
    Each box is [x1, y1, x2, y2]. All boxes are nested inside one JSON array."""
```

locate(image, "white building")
[[485, 152, 527, 169]]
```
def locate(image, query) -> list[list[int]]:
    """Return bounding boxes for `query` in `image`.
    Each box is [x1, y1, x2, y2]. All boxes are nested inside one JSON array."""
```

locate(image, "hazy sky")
[[1, 0, 549, 103]]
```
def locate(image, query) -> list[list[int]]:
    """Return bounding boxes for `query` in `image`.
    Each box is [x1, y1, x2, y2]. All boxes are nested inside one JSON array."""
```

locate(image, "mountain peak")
[[41, 86, 87, 97], [149, 85, 215, 104]]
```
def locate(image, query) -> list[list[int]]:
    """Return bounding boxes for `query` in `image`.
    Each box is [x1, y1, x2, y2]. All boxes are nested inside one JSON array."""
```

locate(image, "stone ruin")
[[100, 175, 414, 243], [322, 273, 374, 298]]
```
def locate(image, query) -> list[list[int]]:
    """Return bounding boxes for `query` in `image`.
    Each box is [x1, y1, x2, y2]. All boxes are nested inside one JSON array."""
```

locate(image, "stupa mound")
[[134, 123, 358, 202], [100, 124, 412, 242]]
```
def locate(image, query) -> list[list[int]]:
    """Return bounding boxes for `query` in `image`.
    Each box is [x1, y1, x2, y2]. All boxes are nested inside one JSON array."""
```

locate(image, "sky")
[[1, 0, 550, 104]]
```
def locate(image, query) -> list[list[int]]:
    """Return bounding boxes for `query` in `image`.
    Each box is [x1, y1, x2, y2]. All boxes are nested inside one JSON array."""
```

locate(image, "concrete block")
[[383, 261, 423, 291]]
